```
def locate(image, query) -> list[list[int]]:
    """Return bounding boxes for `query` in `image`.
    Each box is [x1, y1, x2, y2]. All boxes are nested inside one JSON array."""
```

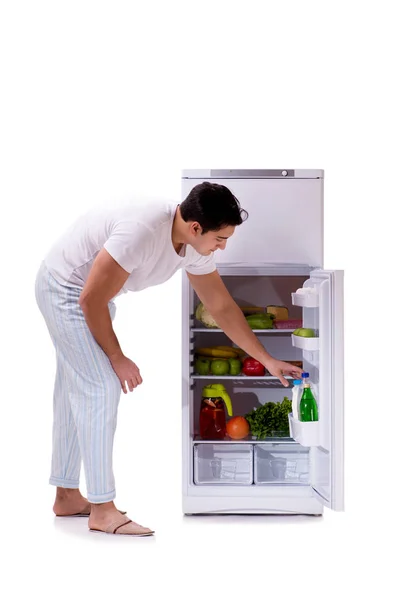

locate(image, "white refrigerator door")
[[181, 170, 324, 268], [308, 269, 344, 511]]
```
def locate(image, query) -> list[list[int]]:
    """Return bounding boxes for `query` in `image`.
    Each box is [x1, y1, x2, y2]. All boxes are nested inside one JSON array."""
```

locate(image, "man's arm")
[[187, 270, 274, 365], [78, 248, 143, 393], [186, 270, 302, 386], [78, 248, 129, 360]]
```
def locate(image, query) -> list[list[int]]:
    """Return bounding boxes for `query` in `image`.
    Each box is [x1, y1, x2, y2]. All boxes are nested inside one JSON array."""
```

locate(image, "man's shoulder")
[[111, 197, 176, 231]]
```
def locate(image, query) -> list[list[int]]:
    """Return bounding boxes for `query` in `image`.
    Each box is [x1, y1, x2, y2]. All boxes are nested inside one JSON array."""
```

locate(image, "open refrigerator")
[[181, 169, 344, 515]]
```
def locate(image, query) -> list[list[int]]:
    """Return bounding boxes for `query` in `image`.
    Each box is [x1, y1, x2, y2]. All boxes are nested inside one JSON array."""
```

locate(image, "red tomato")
[[242, 357, 265, 376], [226, 416, 250, 440]]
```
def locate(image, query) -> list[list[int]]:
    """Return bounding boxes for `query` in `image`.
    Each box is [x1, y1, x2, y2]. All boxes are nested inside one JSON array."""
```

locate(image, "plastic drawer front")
[[194, 444, 253, 485], [254, 444, 309, 485]]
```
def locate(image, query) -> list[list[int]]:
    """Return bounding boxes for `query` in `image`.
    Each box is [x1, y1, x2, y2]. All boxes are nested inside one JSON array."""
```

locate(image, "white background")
[[1, 0, 398, 598]]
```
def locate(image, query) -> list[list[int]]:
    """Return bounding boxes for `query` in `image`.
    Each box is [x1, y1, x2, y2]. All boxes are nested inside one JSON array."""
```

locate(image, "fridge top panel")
[[182, 169, 324, 179], [181, 176, 324, 267], [215, 263, 314, 276]]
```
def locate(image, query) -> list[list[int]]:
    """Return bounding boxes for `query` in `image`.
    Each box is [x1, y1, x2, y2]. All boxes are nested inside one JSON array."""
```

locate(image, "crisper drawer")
[[254, 444, 309, 485], [194, 444, 253, 485]]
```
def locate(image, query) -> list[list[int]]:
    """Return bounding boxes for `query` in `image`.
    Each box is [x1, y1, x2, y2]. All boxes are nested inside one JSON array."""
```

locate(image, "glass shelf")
[[193, 435, 296, 444], [191, 328, 296, 334], [191, 375, 294, 388]]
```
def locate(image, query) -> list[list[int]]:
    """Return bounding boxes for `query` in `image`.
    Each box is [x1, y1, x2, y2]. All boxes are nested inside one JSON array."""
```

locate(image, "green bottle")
[[299, 373, 319, 422]]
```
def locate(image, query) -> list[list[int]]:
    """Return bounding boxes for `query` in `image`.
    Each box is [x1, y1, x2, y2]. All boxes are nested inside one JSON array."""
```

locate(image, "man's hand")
[[109, 354, 143, 393], [264, 358, 303, 388]]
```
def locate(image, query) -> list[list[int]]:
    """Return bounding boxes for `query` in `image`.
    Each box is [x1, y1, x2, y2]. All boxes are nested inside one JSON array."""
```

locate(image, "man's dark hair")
[[180, 182, 249, 234]]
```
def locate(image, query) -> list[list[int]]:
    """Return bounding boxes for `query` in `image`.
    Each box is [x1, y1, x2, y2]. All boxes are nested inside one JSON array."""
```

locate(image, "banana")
[[197, 356, 230, 362], [232, 348, 247, 357], [195, 347, 238, 358], [214, 345, 246, 357]]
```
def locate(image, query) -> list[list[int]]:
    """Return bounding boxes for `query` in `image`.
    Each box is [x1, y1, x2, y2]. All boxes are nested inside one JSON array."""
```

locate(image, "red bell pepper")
[[242, 357, 265, 376]]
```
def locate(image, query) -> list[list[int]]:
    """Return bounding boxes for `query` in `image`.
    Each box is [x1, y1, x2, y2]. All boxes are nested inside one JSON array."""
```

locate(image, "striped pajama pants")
[[35, 261, 121, 503]]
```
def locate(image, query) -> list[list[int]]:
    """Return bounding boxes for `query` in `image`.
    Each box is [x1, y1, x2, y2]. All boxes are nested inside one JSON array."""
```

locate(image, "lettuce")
[[245, 397, 292, 439]]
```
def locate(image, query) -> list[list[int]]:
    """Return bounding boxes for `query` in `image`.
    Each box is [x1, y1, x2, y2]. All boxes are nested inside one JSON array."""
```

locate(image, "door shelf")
[[291, 290, 319, 308], [288, 413, 320, 447], [291, 334, 319, 351]]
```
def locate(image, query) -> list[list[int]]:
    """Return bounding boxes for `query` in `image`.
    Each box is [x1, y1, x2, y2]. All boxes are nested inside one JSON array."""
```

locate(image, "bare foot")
[[53, 487, 90, 516], [89, 501, 154, 536]]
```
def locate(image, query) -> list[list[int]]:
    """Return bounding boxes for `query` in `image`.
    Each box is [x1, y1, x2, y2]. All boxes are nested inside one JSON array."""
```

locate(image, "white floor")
[[3, 478, 396, 600]]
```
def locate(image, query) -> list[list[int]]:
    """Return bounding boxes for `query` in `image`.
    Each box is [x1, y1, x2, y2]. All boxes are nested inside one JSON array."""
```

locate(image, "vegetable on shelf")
[[194, 346, 245, 375], [245, 397, 292, 439], [195, 302, 219, 328], [246, 313, 275, 329], [242, 357, 265, 377]]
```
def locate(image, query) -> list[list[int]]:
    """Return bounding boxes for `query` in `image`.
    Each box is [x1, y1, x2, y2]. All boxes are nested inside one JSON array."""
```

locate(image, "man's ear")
[[191, 221, 202, 234]]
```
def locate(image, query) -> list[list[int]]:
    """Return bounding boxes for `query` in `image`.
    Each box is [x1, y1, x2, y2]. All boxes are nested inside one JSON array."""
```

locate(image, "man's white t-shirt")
[[44, 200, 216, 297]]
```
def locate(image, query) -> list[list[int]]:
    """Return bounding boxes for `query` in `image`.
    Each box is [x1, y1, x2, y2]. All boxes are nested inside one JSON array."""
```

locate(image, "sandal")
[[89, 515, 154, 536]]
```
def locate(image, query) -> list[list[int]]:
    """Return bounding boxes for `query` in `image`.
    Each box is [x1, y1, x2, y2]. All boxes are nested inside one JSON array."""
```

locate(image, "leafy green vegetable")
[[245, 397, 292, 439], [245, 313, 275, 329]]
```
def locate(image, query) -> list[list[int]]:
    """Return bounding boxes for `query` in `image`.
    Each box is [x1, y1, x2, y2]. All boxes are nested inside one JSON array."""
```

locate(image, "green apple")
[[228, 358, 242, 376], [195, 357, 210, 375], [293, 328, 316, 337], [210, 359, 230, 376]]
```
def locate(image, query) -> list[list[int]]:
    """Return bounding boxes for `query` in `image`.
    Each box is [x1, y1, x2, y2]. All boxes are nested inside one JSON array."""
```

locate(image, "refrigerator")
[[181, 169, 344, 516]]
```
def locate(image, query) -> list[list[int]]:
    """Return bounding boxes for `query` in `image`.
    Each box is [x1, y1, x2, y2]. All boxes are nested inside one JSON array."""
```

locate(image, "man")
[[35, 182, 302, 536]]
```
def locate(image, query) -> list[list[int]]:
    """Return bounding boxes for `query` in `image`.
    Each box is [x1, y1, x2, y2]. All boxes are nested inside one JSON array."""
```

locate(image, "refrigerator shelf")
[[191, 328, 296, 334], [193, 436, 296, 444], [191, 375, 293, 386]]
